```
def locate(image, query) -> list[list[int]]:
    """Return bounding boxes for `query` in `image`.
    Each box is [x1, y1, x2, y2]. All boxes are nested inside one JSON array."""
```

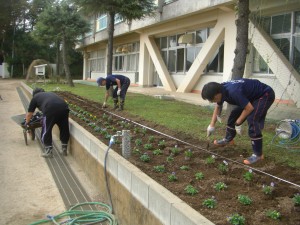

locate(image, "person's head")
[[201, 82, 223, 103], [97, 77, 106, 86], [32, 88, 45, 96]]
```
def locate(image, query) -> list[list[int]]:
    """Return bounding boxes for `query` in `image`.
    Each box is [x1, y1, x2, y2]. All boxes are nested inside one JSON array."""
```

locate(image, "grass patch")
[[27, 81, 300, 169]]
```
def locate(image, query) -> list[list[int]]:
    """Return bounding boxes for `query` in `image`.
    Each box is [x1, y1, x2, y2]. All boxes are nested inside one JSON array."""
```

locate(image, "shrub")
[[214, 182, 227, 191], [266, 210, 281, 220], [262, 182, 275, 195], [227, 213, 245, 225], [205, 155, 215, 164], [292, 193, 300, 206], [202, 197, 217, 209], [195, 172, 204, 180], [243, 169, 253, 181], [140, 153, 150, 162], [153, 165, 165, 173], [238, 194, 252, 205], [168, 172, 177, 182], [184, 185, 198, 196]]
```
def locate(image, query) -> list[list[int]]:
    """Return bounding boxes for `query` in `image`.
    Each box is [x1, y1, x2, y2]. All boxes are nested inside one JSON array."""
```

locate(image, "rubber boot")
[[117, 100, 124, 111], [61, 144, 68, 156], [113, 98, 119, 110], [251, 138, 263, 156], [41, 146, 53, 158]]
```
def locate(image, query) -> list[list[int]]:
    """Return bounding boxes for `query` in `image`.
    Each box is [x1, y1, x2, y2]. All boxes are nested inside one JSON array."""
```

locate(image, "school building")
[[75, 0, 300, 108]]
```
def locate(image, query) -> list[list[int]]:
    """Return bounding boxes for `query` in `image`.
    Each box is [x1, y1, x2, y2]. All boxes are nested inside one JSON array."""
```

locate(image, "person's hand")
[[207, 125, 215, 137], [235, 125, 242, 135], [117, 89, 121, 96], [102, 102, 107, 108]]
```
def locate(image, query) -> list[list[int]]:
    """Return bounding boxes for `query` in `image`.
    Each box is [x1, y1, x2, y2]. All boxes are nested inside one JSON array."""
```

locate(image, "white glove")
[[117, 89, 121, 96], [217, 115, 222, 123], [235, 125, 242, 135], [207, 125, 215, 137], [102, 102, 107, 108]]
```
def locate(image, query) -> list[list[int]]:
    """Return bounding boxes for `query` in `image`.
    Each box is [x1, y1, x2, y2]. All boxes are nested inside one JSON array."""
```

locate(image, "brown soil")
[[58, 91, 300, 225]]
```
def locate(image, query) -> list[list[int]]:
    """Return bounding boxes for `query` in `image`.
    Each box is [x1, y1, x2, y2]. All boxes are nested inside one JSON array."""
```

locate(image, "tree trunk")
[[231, 0, 249, 79], [56, 40, 60, 76], [226, 0, 250, 119], [106, 11, 115, 76], [62, 36, 74, 87]]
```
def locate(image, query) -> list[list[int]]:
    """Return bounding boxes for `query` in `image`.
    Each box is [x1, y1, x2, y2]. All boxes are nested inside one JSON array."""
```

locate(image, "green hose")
[[29, 202, 118, 225]]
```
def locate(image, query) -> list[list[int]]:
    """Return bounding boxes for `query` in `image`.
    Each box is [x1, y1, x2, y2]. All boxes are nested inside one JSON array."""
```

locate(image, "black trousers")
[[112, 77, 131, 101], [41, 109, 70, 147]]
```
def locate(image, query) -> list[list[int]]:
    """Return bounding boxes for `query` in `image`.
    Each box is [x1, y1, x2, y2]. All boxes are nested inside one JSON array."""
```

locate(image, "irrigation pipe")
[[101, 108, 300, 189], [68, 95, 300, 189]]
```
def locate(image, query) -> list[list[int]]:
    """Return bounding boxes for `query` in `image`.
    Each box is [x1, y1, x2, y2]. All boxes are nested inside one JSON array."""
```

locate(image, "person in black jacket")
[[25, 88, 70, 157]]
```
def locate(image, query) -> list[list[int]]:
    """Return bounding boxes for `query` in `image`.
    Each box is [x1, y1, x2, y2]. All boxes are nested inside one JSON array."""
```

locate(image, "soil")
[[58, 91, 300, 225]]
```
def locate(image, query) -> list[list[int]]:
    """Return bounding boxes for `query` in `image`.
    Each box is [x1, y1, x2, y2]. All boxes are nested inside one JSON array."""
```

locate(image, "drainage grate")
[[17, 87, 93, 210]]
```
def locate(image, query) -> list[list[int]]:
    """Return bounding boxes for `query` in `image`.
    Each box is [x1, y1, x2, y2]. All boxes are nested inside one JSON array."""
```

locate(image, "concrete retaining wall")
[[21, 82, 214, 225]]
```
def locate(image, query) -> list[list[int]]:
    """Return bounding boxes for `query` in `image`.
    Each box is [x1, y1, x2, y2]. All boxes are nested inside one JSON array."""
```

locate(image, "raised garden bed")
[[57, 91, 300, 225]]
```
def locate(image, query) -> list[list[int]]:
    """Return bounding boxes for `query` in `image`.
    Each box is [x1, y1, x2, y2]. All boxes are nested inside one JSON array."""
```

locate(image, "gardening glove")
[[235, 125, 242, 135], [102, 102, 107, 108], [217, 115, 222, 123], [207, 125, 215, 137], [117, 89, 121, 96]]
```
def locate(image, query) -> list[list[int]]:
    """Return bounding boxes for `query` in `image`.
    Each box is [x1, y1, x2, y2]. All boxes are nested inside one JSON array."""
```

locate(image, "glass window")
[[177, 48, 184, 72], [161, 37, 168, 49], [295, 12, 300, 33], [271, 14, 291, 34], [168, 50, 176, 72], [207, 43, 224, 73], [273, 38, 290, 60], [196, 29, 207, 44], [169, 36, 177, 48], [186, 47, 195, 71], [293, 37, 300, 73], [253, 48, 270, 73]]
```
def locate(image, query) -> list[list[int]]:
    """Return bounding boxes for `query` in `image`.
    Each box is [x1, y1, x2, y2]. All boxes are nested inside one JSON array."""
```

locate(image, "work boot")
[[117, 100, 124, 111], [61, 144, 68, 156], [41, 146, 53, 158], [113, 98, 119, 110]]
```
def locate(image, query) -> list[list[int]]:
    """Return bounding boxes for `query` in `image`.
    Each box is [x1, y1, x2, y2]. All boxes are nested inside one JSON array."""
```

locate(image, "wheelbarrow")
[[11, 112, 43, 145]]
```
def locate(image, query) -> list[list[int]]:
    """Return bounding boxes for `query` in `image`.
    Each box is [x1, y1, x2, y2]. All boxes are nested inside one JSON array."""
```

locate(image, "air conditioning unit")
[[178, 34, 193, 44]]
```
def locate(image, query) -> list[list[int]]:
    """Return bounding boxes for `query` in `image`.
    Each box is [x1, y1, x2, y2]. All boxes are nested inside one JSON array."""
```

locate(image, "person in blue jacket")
[[97, 74, 131, 111], [201, 78, 275, 164], [26, 88, 70, 157]]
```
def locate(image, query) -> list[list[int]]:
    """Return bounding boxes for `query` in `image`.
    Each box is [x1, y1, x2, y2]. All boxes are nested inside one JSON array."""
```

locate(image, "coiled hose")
[[29, 137, 118, 225], [272, 119, 300, 150], [29, 202, 117, 225]]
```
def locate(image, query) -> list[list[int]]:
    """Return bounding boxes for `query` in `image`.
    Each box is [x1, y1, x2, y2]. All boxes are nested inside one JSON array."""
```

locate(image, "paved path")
[[0, 79, 65, 225]]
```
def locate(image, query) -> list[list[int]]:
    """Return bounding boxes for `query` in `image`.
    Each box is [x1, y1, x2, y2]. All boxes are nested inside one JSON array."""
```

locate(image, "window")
[[253, 11, 300, 74], [156, 28, 223, 74], [96, 14, 107, 31], [113, 42, 140, 72], [88, 50, 106, 72]]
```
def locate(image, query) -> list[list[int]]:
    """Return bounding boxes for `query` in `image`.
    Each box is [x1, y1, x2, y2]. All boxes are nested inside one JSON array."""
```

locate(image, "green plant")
[[166, 155, 174, 163], [214, 182, 227, 191], [184, 185, 198, 196], [202, 196, 217, 209], [237, 194, 252, 205], [195, 172, 204, 180], [168, 172, 177, 182], [171, 145, 180, 155], [143, 143, 153, 150], [262, 182, 275, 195], [292, 193, 300, 206], [180, 165, 189, 171], [205, 155, 215, 164], [135, 138, 142, 146], [140, 153, 150, 162], [266, 210, 281, 220], [141, 127, 147, 135], [153, 149, 163, 155], [148, 135, 155, 143], [227, 213, 245, 225], [218, 161, 229, 174], [158, 140, 166, 149], [243, 169, 253, 181], [153, 165, 165, 173], [184, 149, 193, 158], [132, 148, 141, 155]]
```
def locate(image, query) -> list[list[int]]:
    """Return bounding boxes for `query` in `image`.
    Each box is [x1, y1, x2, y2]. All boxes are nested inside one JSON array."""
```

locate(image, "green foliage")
[[153, 165, 165, 173], [143, 143, 153, 150], [166, 155, 174, 163], [214, 182, 227, 191], [158, 140, 166, 149], [153, 149, 162, 155], [140, 153, 150, 162], [202, 197, 217, 209], [184, 149, 193, 158], [148, 135, 155, 143], [218, 161, 229, 174], [292, 193, 300, 206], [266, 210, 281, 220], [135, 138, 142, 146], [180, 165, 189, 171], [184, 185, 198, 196], [243, 169, 253, 181], [237, 194, 252, 205], [262, 182, 275, 195], [168, 172, 177, 182], [205, 155, 215, 164], [171, 145, 180, 155], [227, 213, 245, 225], [195, 172, 204, 180]]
